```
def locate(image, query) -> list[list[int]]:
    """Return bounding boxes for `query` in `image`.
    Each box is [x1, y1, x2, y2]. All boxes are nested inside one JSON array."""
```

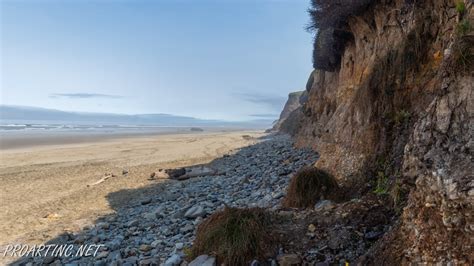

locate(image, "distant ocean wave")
[[0, 123, 191, 132]]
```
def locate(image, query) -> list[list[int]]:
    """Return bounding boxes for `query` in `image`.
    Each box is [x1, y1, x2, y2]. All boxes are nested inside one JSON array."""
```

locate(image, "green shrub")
[[393, 109, 411, 126], [454, 20, 473, 72], [456, 1, 466, 14], [374, 171, 389, 195], [457, 19, 472, 36], [454, 41, 473, 71]]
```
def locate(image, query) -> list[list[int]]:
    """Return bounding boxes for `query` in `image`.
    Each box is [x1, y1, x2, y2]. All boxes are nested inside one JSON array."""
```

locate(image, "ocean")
[[0, 120, 228, 150]]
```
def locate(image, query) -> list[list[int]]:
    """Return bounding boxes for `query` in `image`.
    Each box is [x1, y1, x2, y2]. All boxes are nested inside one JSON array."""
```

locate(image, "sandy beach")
[[0, 131, 264, 256]]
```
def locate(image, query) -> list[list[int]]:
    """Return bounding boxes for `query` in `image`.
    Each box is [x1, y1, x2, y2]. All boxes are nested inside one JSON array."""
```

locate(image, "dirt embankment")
[[291, 0, 473, 263]]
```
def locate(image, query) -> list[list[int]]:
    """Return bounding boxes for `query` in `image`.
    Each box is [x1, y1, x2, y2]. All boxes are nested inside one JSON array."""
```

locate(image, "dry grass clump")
[[453, 19, 473, 72], [190, 207, 276, 265], [283, 167, 339, 208]]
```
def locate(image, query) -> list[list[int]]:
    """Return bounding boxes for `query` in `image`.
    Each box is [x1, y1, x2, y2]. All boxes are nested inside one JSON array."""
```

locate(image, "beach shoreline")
[[0, 127, 250, 151]]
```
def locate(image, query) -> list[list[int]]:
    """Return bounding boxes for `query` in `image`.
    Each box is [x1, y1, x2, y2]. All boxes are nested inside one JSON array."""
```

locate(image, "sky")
[[0, 0, 313, 121]]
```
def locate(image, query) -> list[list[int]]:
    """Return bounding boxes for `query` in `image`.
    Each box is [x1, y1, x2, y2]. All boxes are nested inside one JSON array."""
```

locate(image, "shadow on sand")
[[10, 134, 310, 265]]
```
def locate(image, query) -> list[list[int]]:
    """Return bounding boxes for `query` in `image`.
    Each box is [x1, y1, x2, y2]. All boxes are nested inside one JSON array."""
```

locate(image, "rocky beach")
[[0, 131, 268, 265], [12, 134, 321, 265], [8, 134, 399, 265]]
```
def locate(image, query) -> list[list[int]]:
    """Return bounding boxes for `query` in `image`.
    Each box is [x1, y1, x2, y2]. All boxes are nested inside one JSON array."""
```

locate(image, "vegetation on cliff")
[[295, 0, 473, 263], [308, 0, 375, 71]]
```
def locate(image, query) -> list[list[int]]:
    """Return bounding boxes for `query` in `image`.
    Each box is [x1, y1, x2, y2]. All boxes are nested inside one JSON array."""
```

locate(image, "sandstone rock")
[[126, 220, 139, 227], [124, 256, 138, 265], [42, 257, 56, 264], [95, 251, 109, 260], [164, 254, 182, 266], [142, 212, 156, 220], [180, 224, 194, 233], [175, 243, 184, 250], [171, 210, 185, 219], [193, 217, 203, 225], [108, 250, 122, 261], [140, 198, 152, 205], [189, 255, 216, 266], [96, 222, 109, 229], [139, 244, 151, 252], [43, 213, 61, 219], [138, 258, 159, 266], [314, 200, 335, 211], [184, 206, 205, 218], [277, 254, 301, 266], [108, 239, 121, 250], [150, 240, 162, 248]]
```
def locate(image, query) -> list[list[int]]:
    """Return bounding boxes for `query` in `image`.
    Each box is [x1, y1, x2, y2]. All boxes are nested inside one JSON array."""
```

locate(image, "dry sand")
[[0, 131, 264, 254]]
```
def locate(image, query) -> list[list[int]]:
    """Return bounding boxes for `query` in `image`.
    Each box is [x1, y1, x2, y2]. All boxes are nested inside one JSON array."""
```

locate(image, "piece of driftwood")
[[148, 172, 170, 180], [88, 174, 112, 187], [155, 169, 170, 179], [166, 168, 186, 178], [174, 166, 216, 181], [155, 166, 217, 181]]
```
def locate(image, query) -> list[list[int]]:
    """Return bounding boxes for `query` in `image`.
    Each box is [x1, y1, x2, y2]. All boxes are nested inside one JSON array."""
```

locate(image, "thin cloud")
[[249, 114, 279, 118], [236, 93, 286, 110], [49, 93, 124, 99]]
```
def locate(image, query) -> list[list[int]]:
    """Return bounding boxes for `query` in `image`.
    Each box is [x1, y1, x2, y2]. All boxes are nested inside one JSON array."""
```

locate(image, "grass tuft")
[[453, 20, 473, 72], [393, 109, 411, 126], [456, 1, 466, 15], [190, 207, 276, 265], [374, 171, 389, 195], [457, 19, 471, 36], [283, 167, 339, 208]]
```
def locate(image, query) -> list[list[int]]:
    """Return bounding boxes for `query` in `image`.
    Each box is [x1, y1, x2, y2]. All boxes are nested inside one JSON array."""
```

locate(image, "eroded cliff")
[[294, 0, 473, 263], [273, 91, 307, 135]]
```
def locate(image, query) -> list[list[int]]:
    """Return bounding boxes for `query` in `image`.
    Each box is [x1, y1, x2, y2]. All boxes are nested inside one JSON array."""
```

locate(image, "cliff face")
[[294, 0, 473, 263], [273, 91, 306, 135]]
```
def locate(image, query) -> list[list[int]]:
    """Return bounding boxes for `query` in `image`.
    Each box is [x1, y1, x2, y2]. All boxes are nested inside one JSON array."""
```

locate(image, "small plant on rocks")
[[190, 207, 276, 265], [393, 109, 411, 126], [457, 19, 472, 36], [374, 171, 389, 195], [456, 1, 466, 15], [283, 166, 339, 208], [453, 19, 473, 72]]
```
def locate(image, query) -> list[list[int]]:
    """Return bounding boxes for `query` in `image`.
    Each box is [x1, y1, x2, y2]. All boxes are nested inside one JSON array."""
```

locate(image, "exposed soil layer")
[[292, 0, 473, 263]]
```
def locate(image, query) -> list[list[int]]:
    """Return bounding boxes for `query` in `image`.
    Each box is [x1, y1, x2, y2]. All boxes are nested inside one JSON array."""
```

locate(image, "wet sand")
[[0, 127, 231, 150]]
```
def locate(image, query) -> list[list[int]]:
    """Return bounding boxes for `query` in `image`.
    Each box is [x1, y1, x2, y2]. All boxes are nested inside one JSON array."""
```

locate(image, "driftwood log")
[[155, 166, 217, 181]]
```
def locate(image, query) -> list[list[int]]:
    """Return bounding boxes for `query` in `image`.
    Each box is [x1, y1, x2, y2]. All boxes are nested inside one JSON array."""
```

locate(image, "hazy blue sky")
[[1, 0, 313, 121]]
